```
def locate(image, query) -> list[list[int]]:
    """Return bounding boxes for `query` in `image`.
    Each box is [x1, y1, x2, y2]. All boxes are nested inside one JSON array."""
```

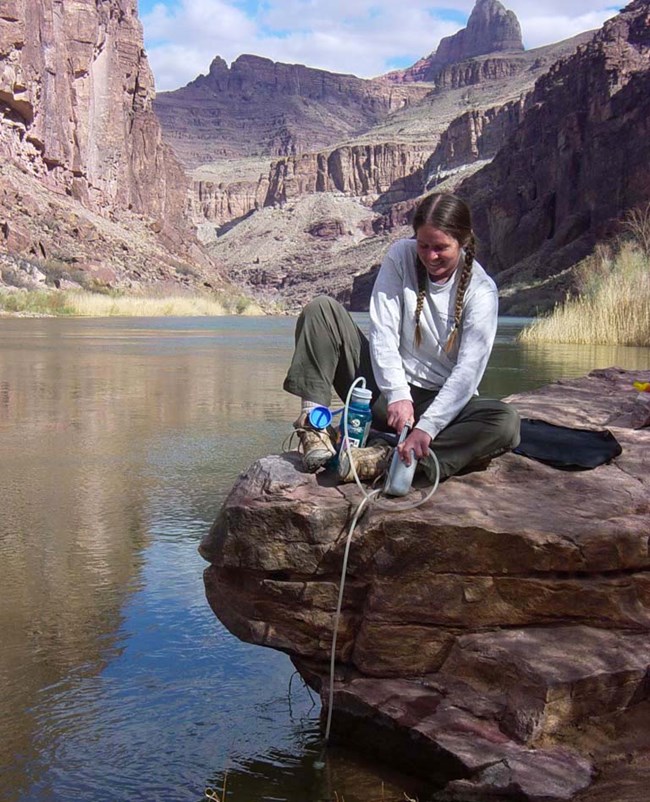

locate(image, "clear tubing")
[[321, 380, 441, 751], [321, 489, 378, 747]]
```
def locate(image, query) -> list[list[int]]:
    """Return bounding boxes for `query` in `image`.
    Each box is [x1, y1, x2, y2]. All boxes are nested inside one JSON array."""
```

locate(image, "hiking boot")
[[337, 442, 392, 483], [293, 412, 337, 472]]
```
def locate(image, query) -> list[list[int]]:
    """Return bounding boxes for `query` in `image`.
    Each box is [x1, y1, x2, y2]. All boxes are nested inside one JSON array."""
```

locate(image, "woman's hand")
[[397, 428, 432, 465], [386, 400, 414, 434]]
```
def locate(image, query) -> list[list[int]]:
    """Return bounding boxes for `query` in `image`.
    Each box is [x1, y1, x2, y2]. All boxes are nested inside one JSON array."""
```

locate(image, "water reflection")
[[205, 743, 428, 802], [0, 315, 648, 802], [482, 318, 650, 398], [0, 317, 302, 802]]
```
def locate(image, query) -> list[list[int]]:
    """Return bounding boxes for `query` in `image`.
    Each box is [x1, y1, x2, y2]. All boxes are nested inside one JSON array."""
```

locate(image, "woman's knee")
[[301, 295, 345, 321], [495, 402, 521, 449]]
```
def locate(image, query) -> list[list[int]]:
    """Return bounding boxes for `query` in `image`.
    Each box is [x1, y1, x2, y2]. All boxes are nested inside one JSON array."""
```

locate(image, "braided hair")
[[412, 193, 476, 352]]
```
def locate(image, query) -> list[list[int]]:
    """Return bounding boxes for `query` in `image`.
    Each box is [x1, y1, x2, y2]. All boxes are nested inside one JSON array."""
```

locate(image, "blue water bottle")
[[341, 386, 373, 449]]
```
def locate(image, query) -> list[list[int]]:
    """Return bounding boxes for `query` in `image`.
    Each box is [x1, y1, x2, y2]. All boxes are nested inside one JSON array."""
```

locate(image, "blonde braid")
[[443, 233, 475, 353], [414, 257, 428, 347]]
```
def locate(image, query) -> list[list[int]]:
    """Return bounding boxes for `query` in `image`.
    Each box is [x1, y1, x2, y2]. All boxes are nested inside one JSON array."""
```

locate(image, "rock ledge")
[[200, 367, 650, 801]]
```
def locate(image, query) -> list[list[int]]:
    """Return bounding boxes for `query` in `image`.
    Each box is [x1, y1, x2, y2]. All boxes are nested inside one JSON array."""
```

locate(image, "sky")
[[137, 0, 623, 92]]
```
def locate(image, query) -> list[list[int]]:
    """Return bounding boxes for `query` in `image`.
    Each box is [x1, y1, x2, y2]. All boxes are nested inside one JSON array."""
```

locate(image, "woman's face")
[[415, 224, 462, 283]]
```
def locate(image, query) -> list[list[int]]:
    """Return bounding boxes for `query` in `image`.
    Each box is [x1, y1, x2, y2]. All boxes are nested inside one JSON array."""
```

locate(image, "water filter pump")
[[383, 424, 417, 497]]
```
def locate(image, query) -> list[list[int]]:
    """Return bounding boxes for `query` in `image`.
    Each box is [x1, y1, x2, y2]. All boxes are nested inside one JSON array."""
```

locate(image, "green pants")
[[283, 296, 520, 480]]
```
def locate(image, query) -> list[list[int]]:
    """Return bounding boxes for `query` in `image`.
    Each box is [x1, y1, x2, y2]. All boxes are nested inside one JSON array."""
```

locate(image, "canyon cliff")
[[182, 0, 648, 316], [162, 0, 557, 240], [264, 143, 428, 209], [460, 0, 650, 314], [4, 0, 646, 314], [154, 55, 429, 168], [180, 28, 594, 310], [0, 0, 222, 294]]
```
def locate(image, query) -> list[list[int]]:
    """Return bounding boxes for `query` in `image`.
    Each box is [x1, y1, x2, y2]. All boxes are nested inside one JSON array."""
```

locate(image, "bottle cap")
[[308, 406, 333, 430], [350, 387, 372, 404]]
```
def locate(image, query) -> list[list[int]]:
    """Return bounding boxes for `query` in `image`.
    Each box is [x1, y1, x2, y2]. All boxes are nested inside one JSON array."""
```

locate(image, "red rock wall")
[[154, 54, 429, 168], [432, 53, 528, 89], [0, 0, 188, 235], [461, 0, 650, 286], [265, 143, 428, 206]]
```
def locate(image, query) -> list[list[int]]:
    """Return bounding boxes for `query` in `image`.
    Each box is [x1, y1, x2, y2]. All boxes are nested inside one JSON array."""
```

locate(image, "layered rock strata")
[[184, 28, 592, 241], [461, 0, 650, 307], [192, 176, 270, 231], [154, 55, 429, 169], [0, 0, 220, 292], [388, 0, 523, 83], [423, 98, 527, 184], [265, 143, 428, 207], [190, 143, 427, 228], [201, 367, 650, 801]]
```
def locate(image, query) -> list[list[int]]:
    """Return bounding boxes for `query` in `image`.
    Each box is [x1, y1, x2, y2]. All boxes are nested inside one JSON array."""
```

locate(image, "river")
[[1, 315, 648, 802]]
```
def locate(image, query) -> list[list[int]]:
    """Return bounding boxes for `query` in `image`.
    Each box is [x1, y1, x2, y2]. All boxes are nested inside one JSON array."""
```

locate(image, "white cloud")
[[140, 0, 623, 92], [516, 10, 620, 49]]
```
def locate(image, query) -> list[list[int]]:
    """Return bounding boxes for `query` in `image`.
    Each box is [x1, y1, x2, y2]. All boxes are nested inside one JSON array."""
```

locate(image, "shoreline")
[[0, 287, 268, 318]]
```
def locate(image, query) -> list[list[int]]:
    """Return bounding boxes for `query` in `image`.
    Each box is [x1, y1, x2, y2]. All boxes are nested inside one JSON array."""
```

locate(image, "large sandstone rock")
[[201, 367, 650, 801]]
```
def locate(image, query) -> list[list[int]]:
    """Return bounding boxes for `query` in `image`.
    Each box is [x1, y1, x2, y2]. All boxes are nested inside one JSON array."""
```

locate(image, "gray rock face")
[[200, 367, 650, 801], [434, 0, 524, 66], [461, 0, 650, 312]]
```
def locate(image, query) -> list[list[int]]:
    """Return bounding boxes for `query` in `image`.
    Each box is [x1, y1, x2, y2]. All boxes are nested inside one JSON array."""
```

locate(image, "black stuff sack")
[[513, 418, 622, 470]]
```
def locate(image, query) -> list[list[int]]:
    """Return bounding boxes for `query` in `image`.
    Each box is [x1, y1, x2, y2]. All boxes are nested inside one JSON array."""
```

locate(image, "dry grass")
[[0, 288, 263, 317], [67, 292, 251, 317], [518, 241, 650, 346], [624, 202, 650, 258]]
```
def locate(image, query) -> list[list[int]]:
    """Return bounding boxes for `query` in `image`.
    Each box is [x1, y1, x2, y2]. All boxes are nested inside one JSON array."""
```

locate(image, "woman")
[[283, 192, 520, 482]]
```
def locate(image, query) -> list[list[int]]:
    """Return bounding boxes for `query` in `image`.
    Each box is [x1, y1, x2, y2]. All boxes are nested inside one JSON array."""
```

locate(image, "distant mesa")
[[153, 52, 429, 166], [183, 52, 358, 95]]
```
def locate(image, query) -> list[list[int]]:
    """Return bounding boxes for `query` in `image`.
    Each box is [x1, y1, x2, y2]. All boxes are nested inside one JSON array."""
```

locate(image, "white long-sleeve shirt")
[[369, 238, 498, 440]]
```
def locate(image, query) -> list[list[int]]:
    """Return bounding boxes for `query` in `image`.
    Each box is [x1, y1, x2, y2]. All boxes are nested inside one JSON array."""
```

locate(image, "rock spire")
[[434, 0, 524, 65]]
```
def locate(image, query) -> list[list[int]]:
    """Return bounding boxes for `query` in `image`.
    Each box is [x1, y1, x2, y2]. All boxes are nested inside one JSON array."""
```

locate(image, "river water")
[[1, 315, 649, 802]]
